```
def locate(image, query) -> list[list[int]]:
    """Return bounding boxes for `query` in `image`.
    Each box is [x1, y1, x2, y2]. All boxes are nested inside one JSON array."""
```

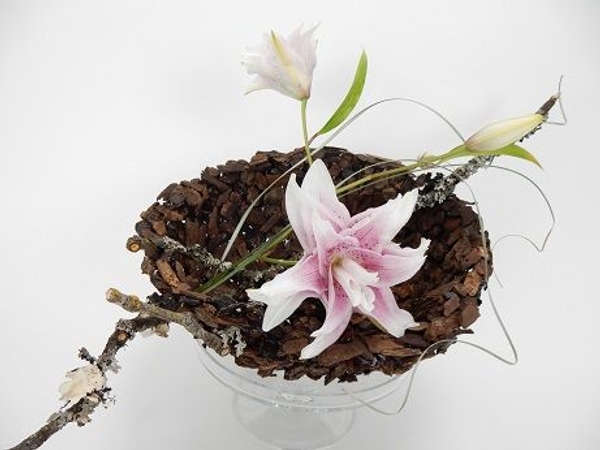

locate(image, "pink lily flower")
[[246, 159, 429, 359]]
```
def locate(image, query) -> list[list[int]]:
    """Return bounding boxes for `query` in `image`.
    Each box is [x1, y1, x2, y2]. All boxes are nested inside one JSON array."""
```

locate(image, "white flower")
[[247, 159, 429, 359], [241, 25, 318, 100], [59, 364, 106, 405], [465, 114, 545, 152]]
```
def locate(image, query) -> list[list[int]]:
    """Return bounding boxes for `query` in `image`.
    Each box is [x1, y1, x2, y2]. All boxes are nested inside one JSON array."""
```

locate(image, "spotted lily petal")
[[285, 160, 350, 252], [355, 239, 430, 287], [312, 211, 358, 278], [300, 159, 350, 229], [346, 189, 419, 251]]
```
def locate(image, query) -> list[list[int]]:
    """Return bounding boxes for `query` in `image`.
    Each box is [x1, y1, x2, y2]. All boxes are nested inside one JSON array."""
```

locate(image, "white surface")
[[1, 1, 599, 449]]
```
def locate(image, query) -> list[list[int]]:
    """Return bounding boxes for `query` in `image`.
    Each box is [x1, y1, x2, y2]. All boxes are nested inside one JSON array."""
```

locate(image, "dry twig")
[[8, 290, 225, 450]]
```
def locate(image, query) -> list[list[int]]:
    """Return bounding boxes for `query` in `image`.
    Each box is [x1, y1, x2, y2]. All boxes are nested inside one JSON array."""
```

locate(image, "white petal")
[[299, 315, 349, 360], [285, 174, 316, 251], [360, 287, 418, 337], [346, 189, 419, 251], [269, 30, 313, 99], [465, 114, 545, 152], [300, 271, 353, 359], [246, 255, 325, 331], [333, 258, 378, 309], [356, 239, 429, 286], [312, 213, 359, 278], [301, 159, 350, 228], [287, 24, 318, 76], [286, 160, 351, 252]]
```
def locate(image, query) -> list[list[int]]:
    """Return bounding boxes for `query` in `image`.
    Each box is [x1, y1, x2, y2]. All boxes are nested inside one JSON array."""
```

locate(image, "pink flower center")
[[331, 256, 379, 312]]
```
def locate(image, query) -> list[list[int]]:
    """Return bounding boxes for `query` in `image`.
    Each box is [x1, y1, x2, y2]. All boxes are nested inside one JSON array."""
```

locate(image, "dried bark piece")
[[363, 335, 422, 357], [443, 293, 461, 316], [424, 315, 462, 341], [281, 338, 310, 356], [156, 259, 190, 292], [317, 339, 369, 367], [462, 270, 484, 296], [150, 220, 167, 236], [460, 302, 480, 328]]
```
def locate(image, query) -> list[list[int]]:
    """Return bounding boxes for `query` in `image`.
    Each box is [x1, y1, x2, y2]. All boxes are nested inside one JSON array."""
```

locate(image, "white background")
[[1, 1, 599, 449]]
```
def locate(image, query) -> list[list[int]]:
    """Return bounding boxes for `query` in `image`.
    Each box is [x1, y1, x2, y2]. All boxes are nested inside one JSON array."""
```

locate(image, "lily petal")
[[285, 160, 351, 252], [300, 271, 353, 359], [346, 189, 419, 251], [286, 24, 318, 77], [312, 212, 358, 278], [247, 254, 324, 331], [285, 174, 316, 251], [333, 258, 378, 310], [360, 287, 418, 337], [356, 239, 429, 286], [300, 159, 350, 229]]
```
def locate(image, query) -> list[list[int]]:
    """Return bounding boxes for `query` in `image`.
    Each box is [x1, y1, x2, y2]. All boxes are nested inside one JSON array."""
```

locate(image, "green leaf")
[[444, 143, 542, 168], [492, 144, 542, 168], [316, 50, 368, 137]]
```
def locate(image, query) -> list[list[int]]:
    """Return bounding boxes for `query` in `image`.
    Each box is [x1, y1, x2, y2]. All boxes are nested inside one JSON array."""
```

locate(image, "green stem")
[[336, 153, 445, 195], [336, 145, 476, 195], [197, 225, 293, 294], [301, 99, 312, 165], [259, 256, 298, 267]]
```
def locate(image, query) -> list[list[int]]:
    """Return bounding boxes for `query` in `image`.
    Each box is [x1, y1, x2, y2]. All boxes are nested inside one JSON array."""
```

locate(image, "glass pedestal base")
[[198, 343, 405, 449], [233, 392, 355, 449]]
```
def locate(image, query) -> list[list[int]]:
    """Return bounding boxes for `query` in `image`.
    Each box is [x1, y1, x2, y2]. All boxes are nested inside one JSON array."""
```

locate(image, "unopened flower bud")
[[465, 114, 545, 152]]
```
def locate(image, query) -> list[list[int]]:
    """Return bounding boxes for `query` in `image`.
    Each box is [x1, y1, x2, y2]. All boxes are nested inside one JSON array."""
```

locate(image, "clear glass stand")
[[197, 343, 405, 449]]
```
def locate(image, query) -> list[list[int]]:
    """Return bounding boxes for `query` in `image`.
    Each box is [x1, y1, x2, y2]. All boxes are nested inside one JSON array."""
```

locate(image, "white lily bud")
[[465, 92, 560, 152], [465, 114, 545, 152]]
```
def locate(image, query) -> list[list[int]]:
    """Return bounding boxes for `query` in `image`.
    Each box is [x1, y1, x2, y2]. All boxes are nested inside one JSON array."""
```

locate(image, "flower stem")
[[301, 99, 313, 164], [337, 153, 441, 194], [197, 225, 293, 294], [259, 256, 298, 266], [336, 145, 474, 195]]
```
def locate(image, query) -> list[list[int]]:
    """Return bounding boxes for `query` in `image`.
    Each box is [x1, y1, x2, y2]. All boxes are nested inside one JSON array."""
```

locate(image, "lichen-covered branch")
[[105, 288, 225, 352], [127, 235, 232, 271], [9, 395, 103, 450], [7, 316, 159, 450], [416, 155, 494, 209], [8, 290, 226, 450]]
